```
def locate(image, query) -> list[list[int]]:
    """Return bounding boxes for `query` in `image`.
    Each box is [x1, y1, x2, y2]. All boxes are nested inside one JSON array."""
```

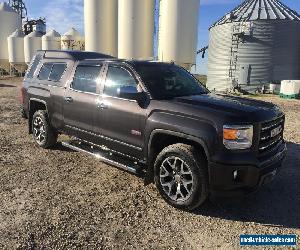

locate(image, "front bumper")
[[208, 143, 287, 197]]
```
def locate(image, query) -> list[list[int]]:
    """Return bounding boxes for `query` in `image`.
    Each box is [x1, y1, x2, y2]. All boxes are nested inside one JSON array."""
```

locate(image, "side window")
[[49, 63, 67, 82], [26, 55, 42, 79], [72, 65, 101, 94], [38, 63, 53, 80], [104, 66, 137, 97]]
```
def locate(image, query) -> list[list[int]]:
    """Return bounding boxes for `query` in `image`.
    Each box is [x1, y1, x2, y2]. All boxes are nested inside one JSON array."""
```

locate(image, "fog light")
[[233, 170, 238, 180]]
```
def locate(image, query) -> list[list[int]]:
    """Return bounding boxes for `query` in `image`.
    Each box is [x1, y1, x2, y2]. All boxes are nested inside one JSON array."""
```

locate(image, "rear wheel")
[[154, 143, 208, 210], [32, 110, 57, 148]]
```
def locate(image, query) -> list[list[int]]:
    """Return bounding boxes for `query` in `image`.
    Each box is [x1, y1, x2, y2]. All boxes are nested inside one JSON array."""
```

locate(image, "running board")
[[61, 141, 143, 175]]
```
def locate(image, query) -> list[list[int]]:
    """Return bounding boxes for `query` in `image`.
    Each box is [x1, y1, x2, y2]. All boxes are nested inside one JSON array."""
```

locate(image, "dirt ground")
[[0, 77, 299, 250]]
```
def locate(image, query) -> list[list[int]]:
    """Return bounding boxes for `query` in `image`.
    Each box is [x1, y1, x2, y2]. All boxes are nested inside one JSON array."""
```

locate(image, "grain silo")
[[84, 0, 118, 56], [118, 0, 155, 60], [7, 29, 26, 72], [158, 0, 200, 70], [0, 2, 22, 71], [42, 29, 61, 50], [207, 0, 300, 92], [61, 28, 85, 51], [24, 31, 42, 64]]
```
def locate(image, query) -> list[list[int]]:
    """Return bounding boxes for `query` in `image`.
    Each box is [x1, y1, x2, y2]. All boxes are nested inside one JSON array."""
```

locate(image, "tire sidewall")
[[32, 111, 53, 148], [154, 145, 208, 210]]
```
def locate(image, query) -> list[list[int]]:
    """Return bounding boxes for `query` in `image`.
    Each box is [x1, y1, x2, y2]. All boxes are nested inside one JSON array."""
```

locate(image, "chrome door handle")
[[64, 96, 73, 103]]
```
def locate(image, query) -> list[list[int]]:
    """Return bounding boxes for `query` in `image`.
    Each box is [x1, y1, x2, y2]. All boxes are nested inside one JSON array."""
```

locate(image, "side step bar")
[[62, 141, 143, 175]]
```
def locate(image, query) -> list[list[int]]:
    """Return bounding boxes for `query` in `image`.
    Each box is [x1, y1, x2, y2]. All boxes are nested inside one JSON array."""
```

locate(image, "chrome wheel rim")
[[160, 156, 194, 202], [33, 116, 46, 144]]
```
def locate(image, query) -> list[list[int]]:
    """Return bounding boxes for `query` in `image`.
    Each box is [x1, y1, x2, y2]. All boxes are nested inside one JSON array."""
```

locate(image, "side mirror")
[[117, 86, 149, 107]]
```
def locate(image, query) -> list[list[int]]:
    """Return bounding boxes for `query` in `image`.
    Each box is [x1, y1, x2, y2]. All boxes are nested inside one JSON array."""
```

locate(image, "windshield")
[[134, 64, 208, 99]]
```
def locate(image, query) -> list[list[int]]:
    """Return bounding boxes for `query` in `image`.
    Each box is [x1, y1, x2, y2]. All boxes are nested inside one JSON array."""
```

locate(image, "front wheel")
[[154, 143, 208, 210], [32, 110, 57, 149]]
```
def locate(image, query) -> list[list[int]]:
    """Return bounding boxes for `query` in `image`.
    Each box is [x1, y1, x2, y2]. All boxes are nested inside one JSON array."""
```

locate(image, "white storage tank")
[[24, 31, 43, 65], [118, 0, 155, 60], [61, 28, 85, 51], [84, 0, 117, 56], [158, 0, 200, 70], [7, 29, 26, 72], [280, 80, 300, 96], [0, 2, 22, 71], [42, 29, 61, 50]]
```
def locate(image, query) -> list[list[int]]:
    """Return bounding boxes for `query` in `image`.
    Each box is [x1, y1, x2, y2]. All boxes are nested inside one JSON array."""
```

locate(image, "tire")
[[32, 110, 57, 149], [154, 143, 208, 210]]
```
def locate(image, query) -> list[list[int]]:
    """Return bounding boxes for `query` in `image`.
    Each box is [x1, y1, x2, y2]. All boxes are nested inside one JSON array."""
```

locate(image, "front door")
[[63, 64, 103, 141], [95, 64, 146, 159]]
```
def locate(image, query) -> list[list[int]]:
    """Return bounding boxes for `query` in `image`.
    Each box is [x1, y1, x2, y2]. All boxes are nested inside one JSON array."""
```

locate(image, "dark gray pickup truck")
[[21, 50, 287, 210]]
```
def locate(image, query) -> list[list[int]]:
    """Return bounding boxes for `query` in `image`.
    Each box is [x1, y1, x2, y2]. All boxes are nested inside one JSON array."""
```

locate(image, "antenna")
[[8, 0, 27, 19]]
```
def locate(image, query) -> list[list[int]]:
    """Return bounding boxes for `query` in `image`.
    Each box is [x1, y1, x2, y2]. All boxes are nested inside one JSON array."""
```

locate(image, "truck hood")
[[171, 93, 282, 122]]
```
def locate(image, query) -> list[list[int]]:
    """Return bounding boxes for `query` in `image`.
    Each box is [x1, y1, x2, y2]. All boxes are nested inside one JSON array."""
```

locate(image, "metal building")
[[158, 0, 200, 70], [7, 28, 26, 72], [84, 0, 118, 56], [42, 29, 61, 50], [24, 30, 42, 64], [0, 2, 22, 71], [61, 28, 85, 51], [118, 0, 155, 60], [206, 0, 300, 92]]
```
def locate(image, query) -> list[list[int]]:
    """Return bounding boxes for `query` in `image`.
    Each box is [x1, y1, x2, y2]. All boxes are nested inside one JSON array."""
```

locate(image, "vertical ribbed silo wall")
[[206, 23, 233, 91], [207, 20, 300, 91], [272, 21, 300, 81], [237, 21, 274, 86], [237, 20, 300, 86]]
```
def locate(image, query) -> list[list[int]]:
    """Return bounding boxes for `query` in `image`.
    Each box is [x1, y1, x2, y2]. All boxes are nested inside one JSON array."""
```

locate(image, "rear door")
[[95, 63, 146, 159], [63, 64, 104, 141]]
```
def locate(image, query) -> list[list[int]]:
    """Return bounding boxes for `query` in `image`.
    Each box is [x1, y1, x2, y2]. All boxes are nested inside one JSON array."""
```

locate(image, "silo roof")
[[211, 0, 300, 28]]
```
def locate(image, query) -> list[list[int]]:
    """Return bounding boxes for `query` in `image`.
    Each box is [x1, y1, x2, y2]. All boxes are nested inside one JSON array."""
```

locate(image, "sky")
[[22, 0, 300, 74]]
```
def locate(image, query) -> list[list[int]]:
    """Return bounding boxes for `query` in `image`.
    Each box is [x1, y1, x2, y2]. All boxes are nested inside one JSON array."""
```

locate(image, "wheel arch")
[[28, 98, 48, 134], [144, 129, 210, 185]]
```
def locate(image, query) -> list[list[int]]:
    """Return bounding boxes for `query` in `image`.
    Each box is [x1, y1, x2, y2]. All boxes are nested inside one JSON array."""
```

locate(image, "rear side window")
[[26, 55, 42, 79], [38, 63, 53, 80], [49, 64, 67, 82], [72, 65, 102, 94], [104, 66, 137, 97]]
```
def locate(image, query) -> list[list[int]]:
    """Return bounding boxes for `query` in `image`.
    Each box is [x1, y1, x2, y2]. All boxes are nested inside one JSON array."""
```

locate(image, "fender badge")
[[131, 130, 142, 136]]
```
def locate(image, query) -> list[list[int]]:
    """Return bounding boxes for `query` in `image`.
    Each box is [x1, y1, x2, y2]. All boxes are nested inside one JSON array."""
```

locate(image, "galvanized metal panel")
[[211, 0, 300, 28], [207, 19, 300, 92]]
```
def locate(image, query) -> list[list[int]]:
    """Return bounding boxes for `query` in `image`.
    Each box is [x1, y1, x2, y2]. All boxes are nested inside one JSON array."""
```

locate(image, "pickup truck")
[[22, 50, 287, 210]]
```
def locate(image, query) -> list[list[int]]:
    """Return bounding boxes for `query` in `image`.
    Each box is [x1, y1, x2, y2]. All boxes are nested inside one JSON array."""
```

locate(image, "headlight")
[[223, 125, 253, 150]]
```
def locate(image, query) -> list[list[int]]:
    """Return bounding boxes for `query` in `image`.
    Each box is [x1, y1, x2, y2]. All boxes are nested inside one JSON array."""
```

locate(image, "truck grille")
[[259, 116, 284, 154]]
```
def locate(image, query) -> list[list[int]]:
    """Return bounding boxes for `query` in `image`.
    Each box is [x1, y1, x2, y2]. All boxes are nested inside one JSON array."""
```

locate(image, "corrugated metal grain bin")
[[207, 0, 300, 92]]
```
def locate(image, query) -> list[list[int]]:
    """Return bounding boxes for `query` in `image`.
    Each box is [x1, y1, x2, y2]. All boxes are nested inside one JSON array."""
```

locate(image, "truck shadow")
[[193, 142, 300, 229], [0, 83, 16, 88]]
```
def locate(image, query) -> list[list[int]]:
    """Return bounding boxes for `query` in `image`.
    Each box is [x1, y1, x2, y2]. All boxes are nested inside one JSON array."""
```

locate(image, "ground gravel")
[[0, 78, 299, 249]]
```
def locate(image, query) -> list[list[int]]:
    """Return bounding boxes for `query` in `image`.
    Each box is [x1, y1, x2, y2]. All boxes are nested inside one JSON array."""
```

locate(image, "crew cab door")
[[63, 64, 103, 141], [95, 63, 146, 159]]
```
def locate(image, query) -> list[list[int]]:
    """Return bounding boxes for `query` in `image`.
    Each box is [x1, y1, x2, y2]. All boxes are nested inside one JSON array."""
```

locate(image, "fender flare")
[[144, 129, 211, 185], [28, 98, 48, 134]]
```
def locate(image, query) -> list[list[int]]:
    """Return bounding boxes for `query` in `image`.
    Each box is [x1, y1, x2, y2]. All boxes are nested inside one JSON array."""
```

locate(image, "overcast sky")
[[23, 0, 300, 74]]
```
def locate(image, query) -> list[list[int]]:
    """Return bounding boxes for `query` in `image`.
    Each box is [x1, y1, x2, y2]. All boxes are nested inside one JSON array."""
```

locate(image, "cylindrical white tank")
[[84, 0, 118, 56], [24, 31, 43, 64], [61, 28, 85, 51], [0, 2, 22, 71], [118, 0, 155, 60], [42, 29, 61, 50], [158, 0, 200, 70], [7, 29, 26, 72]]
